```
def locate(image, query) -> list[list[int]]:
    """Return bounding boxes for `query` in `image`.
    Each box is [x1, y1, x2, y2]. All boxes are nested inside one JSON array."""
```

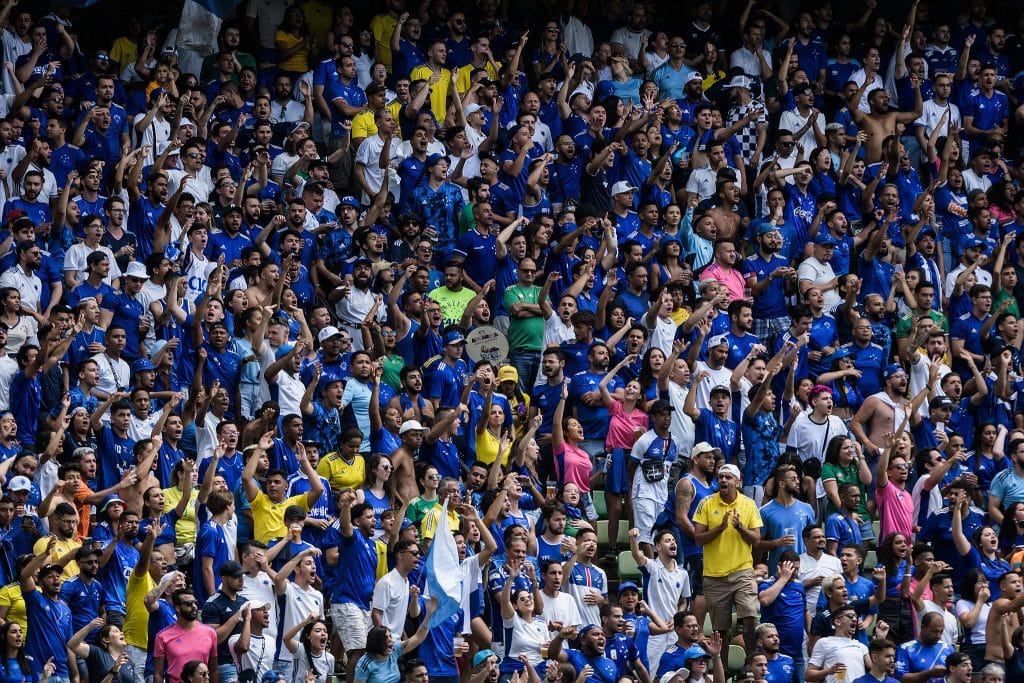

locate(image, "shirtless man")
[[390, 420, 424, 502], [245, 259, 284, 308], [850, 74, 923, 163], [705, 177, 746, 241], [849, 363, 914, 457], [981, 556, 1024, 664]]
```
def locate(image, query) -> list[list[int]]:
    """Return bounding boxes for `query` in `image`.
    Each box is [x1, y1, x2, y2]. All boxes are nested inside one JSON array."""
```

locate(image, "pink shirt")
[[606, 400, 649, 450], [701, 263, 746, 301], [154, 622, 219, 683], [555, 441, 592, 493], [877, 482, 913, 540]]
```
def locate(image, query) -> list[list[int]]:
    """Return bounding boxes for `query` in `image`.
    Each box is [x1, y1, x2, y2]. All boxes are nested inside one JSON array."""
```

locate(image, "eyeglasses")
[[177, 600, 198, 607], [519, 268, 537, 273], [187, 153, 205, 159], [426, 474, 441, 480], [381, 331, 397, 337], [380, 464, 394, 471], [219, 182, 238, 188], [96, 55, 110, 61], [401, 549, 421, 556]]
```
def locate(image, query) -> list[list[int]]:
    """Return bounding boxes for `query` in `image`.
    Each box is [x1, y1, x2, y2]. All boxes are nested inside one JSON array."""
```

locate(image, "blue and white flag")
[[424, 500, 463, 628]]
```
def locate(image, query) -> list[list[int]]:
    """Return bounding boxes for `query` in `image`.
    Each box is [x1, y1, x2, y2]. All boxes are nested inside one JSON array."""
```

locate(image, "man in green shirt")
[[504, 257, 545, 390]]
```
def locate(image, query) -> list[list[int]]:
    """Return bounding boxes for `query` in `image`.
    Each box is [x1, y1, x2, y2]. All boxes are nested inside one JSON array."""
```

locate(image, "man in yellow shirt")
[[351, 83, 404, 148], [370, 1, 402, 70], [410, 40, 452, 123], [32, 502, 82, 579], [692, 464, 762, 653], [125, 518, 184, 676], [455, 36, 501, 93], [243, 437, 325, 544]]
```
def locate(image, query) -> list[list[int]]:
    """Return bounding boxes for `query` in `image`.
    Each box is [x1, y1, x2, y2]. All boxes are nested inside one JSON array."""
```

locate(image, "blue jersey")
[[895, 640, 953, 682], [194, 520, 231, 605], [418, 608, 461, 677], [58, 576, 103, 635], [604, 633, 640, 679], [695, 409, 738, 462], [98, 540, 139, 614], [758, 577, 806, 659], [743, 253, 789, 318], [765, 654, 798, 683], [96, 425, 136, 491], [23, 590, 72, 676], [427, 357, 470, 409], [570, 371, 622, 441], [759, 499, 815, 572], [100, 291, 146, 361], [334, 527, 377, 609], [563, 648, 618, 683]]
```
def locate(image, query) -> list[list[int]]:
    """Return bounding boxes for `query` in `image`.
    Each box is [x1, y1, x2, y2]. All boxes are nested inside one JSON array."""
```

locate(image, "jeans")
[[273, 659, 294, 682], [218, 663, 239, 683], [508, 348, 541, 394], [126, 645, 148, 683]]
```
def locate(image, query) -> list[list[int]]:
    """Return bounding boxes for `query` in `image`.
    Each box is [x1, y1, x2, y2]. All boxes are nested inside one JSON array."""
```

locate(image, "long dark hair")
[[365, 625, 390, 657], [999, 502, 1024, 552], [300, 619, 328, 675], [0, 622, 31, 678], [878, 532, 907, 575], [961, 568, 988, 604]]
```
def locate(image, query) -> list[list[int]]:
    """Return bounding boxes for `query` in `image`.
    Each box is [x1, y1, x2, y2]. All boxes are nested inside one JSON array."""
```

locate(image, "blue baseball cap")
[[754, 220, 780, 236], [275, 344, 294, 360], [682, 645, 711, 661], [443, 330, 466, 346], [426, 152, 447, 168], [619, 581, 641, 594], [883, 363, 907, 380], [829, 347, 854, 363], [131, 358, 156, 374], [339, 196, 360, 208], [473, 650, 498, 667], [812, 232, 838, 247], [963, 235, 986, 250]]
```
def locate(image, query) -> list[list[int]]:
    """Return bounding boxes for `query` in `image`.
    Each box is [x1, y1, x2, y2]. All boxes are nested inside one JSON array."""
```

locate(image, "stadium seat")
[[727, 645, 746, 672], [865, 550, 878, 569], [593, 490, 607, 519], [596, 520, 629, 547], [617, 550, 641, 580]]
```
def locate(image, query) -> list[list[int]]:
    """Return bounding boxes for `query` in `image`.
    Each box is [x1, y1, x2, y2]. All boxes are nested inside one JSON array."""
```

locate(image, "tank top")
[[675, 473, 718, 558], [362, 488, 391, 533]]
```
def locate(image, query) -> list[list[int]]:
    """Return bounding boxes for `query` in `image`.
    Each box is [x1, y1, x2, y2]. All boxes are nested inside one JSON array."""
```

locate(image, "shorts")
[[961, 642, 986, 670], [859, 516, 875, 542], [331, 602, 373, 650], [605, 448, 629, 494], [684, 554, 705, 595], [632, 497, 658, 545], [704, 569, 760, 631]]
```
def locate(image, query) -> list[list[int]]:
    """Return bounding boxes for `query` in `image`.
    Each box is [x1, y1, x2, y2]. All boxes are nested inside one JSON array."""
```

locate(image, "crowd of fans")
[[7, 0, 1024, 682]]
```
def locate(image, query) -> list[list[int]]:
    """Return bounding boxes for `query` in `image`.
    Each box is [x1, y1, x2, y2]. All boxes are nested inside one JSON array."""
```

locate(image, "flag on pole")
[[423, 500, 463, 628]]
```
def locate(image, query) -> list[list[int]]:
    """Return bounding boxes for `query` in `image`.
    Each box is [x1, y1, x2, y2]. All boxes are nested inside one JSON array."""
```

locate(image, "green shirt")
[[429, 286, 477, 327], [381, 353, 405, 391], [894, 309, 949, 338], [504, 284, 544, 351]]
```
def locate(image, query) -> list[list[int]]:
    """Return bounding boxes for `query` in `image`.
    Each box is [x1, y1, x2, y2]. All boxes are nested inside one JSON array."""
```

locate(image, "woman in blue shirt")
[[952, 501, 1011, 599], [0, 623, 39, 683], [353, 601, 436, 683]]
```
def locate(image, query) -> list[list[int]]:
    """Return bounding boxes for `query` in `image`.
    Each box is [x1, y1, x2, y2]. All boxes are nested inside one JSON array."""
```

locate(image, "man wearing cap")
[[59, 545, 104, 638], [19, 543, 75, 683], [228, 598, 274, 682], [427, 330, 471, 410], [744, 220, 795, 349], [780, 84, 826, 160], [409, 154, 465, 264], [628, 399, 679, 548], [201, 558, 249, 683], [725, 75, 767, 168], [693, 463, 762, 652], [797, 231, 842, 313]]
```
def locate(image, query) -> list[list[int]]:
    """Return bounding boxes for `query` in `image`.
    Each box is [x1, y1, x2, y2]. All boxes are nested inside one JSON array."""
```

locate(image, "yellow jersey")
[[317, 452, 366, 492], [0, 582, 27, 635], [250, 491, 312, 544], [409, 64, 452, 123], [123, 570, 156, 649], [420, 504, 461, 541], [692, 493, 762, 577], [32, 535, 81, 579]]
